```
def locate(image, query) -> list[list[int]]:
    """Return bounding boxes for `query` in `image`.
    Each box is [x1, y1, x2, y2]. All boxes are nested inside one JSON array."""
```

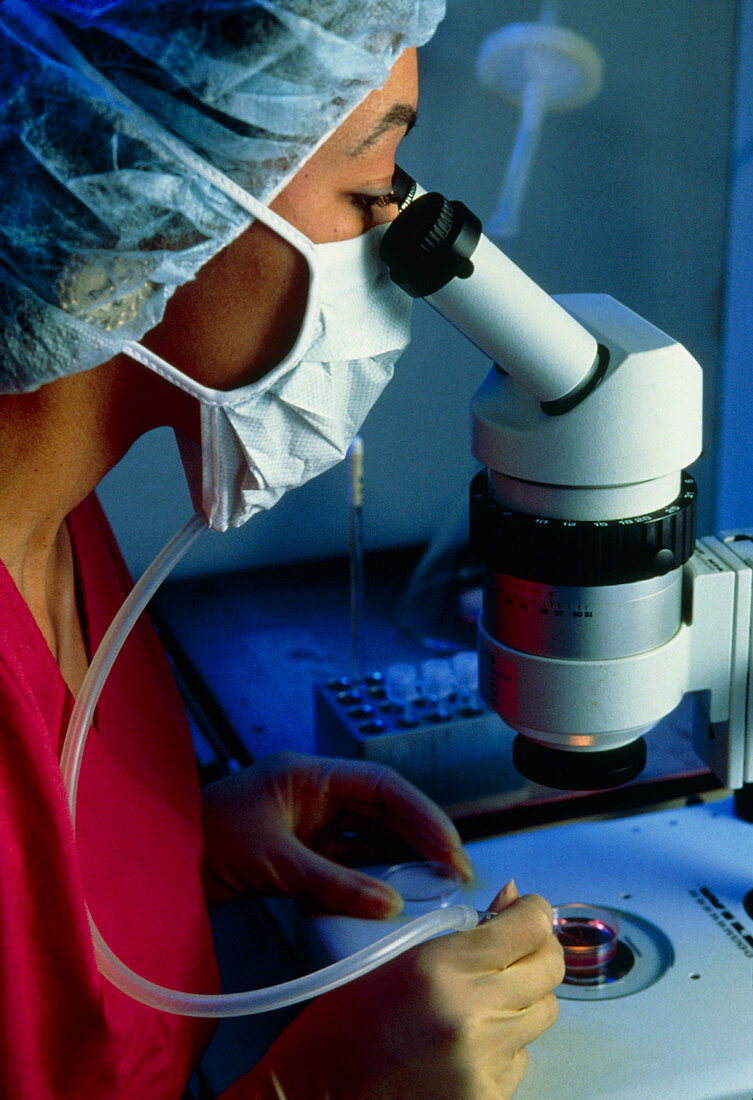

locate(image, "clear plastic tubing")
[[61, 513, 482, 1017]]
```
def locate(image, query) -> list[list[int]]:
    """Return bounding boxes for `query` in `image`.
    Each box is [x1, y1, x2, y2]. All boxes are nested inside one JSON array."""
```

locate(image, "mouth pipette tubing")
[[60, 514, 482, 1017]]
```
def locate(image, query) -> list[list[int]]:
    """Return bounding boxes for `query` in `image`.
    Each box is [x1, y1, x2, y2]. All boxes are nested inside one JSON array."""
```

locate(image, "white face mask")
[[122, 211, 412, 531]]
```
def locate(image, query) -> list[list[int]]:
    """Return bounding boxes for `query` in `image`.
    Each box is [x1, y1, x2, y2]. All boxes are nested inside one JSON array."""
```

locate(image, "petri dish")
[[554, 905, 674, 1001], [553, 903, 619, 978], [381, 861, 464, 915]]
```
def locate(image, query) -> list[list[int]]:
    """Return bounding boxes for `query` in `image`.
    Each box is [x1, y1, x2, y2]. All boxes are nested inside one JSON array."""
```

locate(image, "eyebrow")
[[348, 104, 418, 157]]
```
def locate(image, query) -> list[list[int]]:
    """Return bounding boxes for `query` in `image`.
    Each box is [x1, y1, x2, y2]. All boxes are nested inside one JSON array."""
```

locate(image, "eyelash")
[[352, 190, 398, 215]]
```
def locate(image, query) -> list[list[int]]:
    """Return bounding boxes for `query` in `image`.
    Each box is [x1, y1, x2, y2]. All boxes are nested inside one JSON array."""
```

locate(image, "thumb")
[[487, 879, 521, 914], [282, 840, 404, 919]]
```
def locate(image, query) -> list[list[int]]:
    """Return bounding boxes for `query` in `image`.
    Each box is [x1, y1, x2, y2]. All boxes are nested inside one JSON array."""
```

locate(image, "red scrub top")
[[0, 495, 221, 1098]]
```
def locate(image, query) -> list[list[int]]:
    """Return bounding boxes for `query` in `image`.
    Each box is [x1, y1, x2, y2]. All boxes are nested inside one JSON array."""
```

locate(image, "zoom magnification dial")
[[470, 470, 698, 589], [470, 470, 698, 790]]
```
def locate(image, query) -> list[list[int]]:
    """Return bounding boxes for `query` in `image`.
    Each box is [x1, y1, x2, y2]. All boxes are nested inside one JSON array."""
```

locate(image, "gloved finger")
[[489, 887, 554, 927], [488, 879, 521, 912], [477, 937, 565, 1011], [489, 991, 561, 1056], [274, 836, 404, 918], [468, 893, 557, 972], [491, 1047, 529, 1097], [316, 758, 473, 879]]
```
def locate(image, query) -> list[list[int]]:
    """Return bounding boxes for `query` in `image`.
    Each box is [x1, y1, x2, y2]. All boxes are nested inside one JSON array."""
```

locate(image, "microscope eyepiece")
[[380, 191, 482, 297], [390, 165, 418, 211], [380, 173, 600, 404]]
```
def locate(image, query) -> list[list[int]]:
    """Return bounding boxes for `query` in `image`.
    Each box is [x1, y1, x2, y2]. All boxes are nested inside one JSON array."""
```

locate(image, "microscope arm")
[[685, 536, 753, 790]]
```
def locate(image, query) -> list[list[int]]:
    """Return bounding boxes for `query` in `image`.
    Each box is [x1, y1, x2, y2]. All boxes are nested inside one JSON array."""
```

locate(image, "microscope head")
[[382, 183, 703, 790], [470, 294, 701, 788]]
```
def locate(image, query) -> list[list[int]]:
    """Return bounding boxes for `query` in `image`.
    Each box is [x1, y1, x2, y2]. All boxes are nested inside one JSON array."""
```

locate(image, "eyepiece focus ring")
[[380, 193, 482, 297]]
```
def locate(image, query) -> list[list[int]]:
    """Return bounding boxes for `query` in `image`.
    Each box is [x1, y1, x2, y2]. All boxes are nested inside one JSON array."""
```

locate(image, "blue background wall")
[[97, 0, 739, 578]]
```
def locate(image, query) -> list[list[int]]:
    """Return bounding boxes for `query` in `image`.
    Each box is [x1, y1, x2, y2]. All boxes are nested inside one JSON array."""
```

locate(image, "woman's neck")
[[0, 363, 134, 694]]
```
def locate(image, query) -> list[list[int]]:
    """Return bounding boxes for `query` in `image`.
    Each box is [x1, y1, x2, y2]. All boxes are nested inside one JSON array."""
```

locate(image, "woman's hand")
[[201, 752, 473, 914], [238, 884, 564, 1100]]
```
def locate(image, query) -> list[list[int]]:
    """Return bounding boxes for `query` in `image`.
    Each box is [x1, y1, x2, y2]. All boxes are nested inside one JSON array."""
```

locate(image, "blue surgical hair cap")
[[0, 0, 445, 392]]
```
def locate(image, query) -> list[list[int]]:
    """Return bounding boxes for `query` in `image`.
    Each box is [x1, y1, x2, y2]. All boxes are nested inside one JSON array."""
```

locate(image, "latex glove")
[[228, 883, 564, 1100], [201, 752, 473, 915]]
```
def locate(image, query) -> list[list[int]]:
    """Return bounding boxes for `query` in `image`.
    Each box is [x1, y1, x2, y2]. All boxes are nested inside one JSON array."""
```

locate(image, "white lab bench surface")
[[305, 797, 753, 1100]]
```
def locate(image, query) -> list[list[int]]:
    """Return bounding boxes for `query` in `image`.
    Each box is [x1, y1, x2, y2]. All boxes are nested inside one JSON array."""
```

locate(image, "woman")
[[0, 3, 563, 1096]]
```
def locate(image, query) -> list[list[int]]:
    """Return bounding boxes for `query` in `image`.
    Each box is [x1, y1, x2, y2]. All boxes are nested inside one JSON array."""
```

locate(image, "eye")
[[350, 190, 399, 218]]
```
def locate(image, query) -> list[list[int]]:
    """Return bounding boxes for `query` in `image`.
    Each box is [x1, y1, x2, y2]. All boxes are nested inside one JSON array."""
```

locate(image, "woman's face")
[[140, 49, 419, 430], [271, 47, 418, 243]]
